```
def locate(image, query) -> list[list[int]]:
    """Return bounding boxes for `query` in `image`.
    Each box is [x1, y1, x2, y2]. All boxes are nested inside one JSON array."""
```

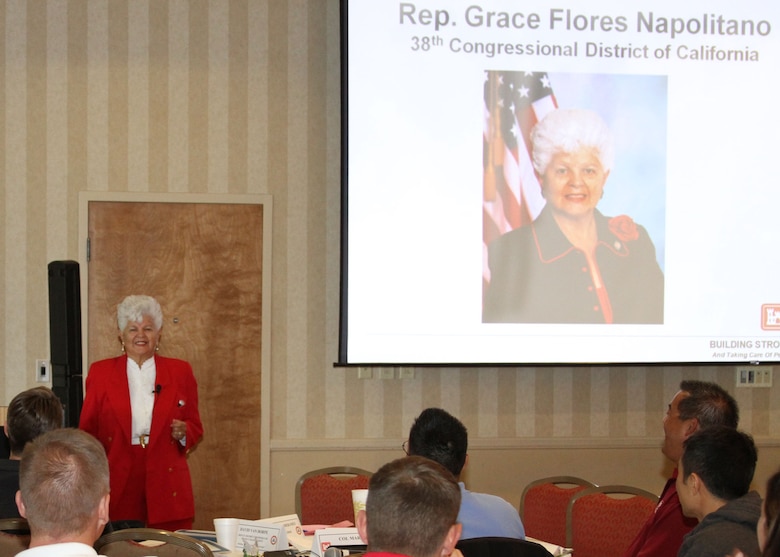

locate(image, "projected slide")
[[342, 0, 780, 365]]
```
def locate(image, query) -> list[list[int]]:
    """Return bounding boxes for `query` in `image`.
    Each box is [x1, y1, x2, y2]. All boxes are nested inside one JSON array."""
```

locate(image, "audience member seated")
[[622, 380, 738, 557], [407, 408, 524, 540], [676, 426, 760, 557], [0, 428, 9, 459], [14, 428, 111, 557], [356, 455, 462, 557], [756, 472, 780, 557], [733, 468, 780, 557], [0, 387, 63, 518], [758, 470, 780, 557]]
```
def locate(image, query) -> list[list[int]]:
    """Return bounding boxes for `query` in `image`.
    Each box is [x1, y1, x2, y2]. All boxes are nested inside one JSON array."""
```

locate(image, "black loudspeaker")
[[47, 260, 83, 427]]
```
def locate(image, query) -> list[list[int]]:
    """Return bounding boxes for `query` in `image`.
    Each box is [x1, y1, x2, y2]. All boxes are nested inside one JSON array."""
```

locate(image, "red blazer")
[[79, 355, 204, 524]]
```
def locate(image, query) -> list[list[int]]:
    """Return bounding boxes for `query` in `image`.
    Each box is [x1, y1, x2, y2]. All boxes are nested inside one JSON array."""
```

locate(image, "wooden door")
[[87, 201, 263, 529]]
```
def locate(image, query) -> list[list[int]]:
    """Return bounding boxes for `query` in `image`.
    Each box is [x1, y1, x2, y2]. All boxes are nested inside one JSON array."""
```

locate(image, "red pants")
[[113, 445, 193, 531]]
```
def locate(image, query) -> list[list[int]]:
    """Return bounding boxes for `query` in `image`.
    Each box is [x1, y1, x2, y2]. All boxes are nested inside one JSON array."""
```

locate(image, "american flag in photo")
[[483, 71, 557, 289]]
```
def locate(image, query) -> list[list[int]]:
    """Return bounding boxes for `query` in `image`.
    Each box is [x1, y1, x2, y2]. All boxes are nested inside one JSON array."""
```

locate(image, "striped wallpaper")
[[1, 0, 778, 467]]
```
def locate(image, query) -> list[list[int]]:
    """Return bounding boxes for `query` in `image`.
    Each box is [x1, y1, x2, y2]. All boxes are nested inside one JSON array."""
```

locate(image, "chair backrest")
[[457, 536, 554, 557], [295, 466, 372, 525], [519, 476, 596, 547], [566, 485, 659, 557], [95, 528, 214, 557], [0, 517, 29, 557]]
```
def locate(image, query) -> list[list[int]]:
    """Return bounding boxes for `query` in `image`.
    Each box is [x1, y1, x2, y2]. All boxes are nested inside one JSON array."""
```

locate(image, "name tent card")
[[258, 514, 310, 552], [236, 519, 288, 552], [311, 528, 365, 557]]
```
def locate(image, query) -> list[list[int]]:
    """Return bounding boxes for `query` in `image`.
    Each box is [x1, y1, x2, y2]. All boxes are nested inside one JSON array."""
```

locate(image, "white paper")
[[257, 514, 311, 552], [236, 519, 288, 552], [311, 528, 366, 557]]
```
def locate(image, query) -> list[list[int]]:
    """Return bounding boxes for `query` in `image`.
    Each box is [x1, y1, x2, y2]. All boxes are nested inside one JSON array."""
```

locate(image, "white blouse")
[[126, 356, 156, 445]]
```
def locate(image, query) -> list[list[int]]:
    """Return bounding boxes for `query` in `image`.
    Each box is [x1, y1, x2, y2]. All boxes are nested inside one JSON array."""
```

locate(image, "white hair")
[[117, 295, 163, 331], [531, 108, 615, 175]]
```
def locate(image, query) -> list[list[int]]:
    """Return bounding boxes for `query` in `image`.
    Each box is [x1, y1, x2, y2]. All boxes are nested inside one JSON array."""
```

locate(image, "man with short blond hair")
[[357, 456, 462, 557], [15, 428, 110, 557]]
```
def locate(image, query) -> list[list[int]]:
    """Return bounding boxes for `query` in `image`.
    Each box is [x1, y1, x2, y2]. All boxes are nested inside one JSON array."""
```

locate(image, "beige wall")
[[269, 443, 780, 518], [1, 1, 778, 518]]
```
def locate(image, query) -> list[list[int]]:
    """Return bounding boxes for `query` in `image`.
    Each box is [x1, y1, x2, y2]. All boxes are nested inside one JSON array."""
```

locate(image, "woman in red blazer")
[[79, 295, 204, 531]]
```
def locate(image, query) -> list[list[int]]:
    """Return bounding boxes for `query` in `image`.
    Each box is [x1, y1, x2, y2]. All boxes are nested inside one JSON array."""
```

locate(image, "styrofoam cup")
[[214, 517, 240, 551], [352, 489, 369, 524]]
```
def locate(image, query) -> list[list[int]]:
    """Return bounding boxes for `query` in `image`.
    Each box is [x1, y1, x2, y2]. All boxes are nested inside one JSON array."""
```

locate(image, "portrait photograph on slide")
[[481, 71, 667, 325]]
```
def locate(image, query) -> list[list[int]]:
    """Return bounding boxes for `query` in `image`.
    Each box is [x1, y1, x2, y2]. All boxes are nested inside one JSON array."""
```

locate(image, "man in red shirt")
[[621, 380, 738, 557], [356, 456, 462, 557]]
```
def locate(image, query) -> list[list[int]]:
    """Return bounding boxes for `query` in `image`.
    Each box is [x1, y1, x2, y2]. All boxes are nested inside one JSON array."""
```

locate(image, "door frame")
[[78, 191, 273, 516]]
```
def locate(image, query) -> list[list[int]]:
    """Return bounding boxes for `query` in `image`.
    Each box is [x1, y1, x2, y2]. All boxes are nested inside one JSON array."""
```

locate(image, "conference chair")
[[0, 518, 30, 557], [94, 528, 213, 557], [565, 485, 659, 557], [457, 536, 554, 557], [295, 466, 372, 525], [519, 476, 596, 547], [101, 519, 146, 537]]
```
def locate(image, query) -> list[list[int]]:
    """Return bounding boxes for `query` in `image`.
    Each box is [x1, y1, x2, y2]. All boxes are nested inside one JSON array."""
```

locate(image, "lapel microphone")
[[153, 384, 162, 395]]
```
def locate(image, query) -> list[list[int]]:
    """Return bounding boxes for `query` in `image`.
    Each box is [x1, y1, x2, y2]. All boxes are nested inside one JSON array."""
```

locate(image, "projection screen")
[[339, 0, 780, 366]]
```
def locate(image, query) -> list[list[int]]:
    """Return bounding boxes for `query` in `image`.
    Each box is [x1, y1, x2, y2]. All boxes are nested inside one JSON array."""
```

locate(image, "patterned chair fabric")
[[566, 485, 659, 557], [519, 476, 596, 547], [295, 467, 372, 525]]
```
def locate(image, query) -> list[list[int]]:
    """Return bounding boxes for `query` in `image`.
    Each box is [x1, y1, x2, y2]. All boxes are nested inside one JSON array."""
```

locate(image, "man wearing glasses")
[[405, 408, 525, 540]]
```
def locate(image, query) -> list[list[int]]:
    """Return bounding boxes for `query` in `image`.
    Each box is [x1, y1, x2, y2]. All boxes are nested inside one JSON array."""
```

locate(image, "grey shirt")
[[678, 491, 761, 557]]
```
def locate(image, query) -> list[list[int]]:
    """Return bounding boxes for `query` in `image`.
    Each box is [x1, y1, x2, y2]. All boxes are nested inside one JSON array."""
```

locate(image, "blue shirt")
[[458, 482, 526, 540]]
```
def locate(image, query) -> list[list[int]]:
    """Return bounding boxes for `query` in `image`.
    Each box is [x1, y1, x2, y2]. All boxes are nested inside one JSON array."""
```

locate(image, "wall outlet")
[[736, 365, 773, 387], [35, 359, 51, 383], [357, 367, 373, 379], [378, 367, 395, 380]]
